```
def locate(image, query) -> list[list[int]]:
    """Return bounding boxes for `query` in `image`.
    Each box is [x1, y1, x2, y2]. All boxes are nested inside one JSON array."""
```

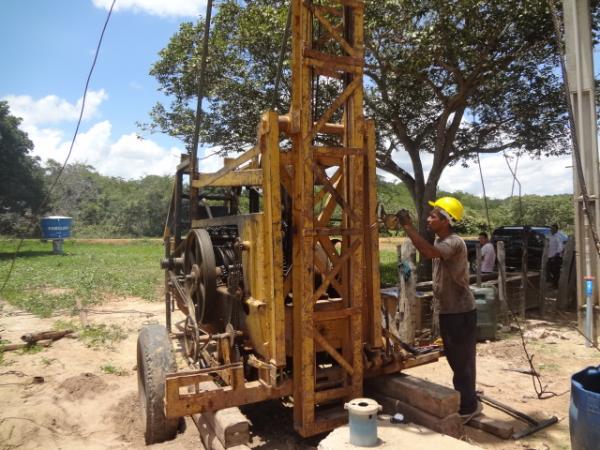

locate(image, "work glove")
[[396, 209, 412, 227]]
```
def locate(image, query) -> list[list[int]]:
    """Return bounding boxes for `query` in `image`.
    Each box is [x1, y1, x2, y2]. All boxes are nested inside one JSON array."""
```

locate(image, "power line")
[[0, 0, 117, 294]]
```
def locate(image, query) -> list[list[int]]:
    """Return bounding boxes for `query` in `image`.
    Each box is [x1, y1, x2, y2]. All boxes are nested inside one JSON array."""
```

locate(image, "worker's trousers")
[[439, 309, 478, 415]]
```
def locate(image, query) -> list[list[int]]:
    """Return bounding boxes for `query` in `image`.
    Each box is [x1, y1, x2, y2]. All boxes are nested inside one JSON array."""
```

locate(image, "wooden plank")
[[539, 238, 548, 316], [311, 4, 359, 57], [558, 237, 576, 310], [306, 77, 362, 145], [204, 408, 250, 448], [192, 413, 251, 450], [397, 240, 418, 343], [315, 386, 352, 403], [193, 146, 259, 188], [370, 392, 464, 439], [335, 0, 364, 9], [312, 239, 361, 302], [364, 120, 382, 348], [496, 241, 509, 325], [291, 0, 316, 434], [165, 378, 292, 418], [192, 381, 250, 448], [366, 373, 460, 419], [260, 111, 286, 367], [193, 170, 263, 188], [314, 329, 354, 375], [467, 414, 514, 440]]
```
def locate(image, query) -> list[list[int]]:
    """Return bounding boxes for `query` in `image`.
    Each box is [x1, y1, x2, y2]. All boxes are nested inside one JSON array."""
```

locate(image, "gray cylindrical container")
[[344, 398, 382, 447]]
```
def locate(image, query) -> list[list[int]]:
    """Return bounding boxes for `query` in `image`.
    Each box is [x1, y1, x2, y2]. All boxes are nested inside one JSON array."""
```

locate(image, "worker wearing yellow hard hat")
[[396, 197, 481, 424], [428, 196, 464, 224]]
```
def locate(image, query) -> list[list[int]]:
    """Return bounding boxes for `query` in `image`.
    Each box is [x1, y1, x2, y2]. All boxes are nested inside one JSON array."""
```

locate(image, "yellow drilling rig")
[[136, 0, 440, 443]]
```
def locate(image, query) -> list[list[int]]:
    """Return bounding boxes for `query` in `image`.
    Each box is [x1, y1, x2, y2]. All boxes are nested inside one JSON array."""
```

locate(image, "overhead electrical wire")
[[0, 0, 117, 294]]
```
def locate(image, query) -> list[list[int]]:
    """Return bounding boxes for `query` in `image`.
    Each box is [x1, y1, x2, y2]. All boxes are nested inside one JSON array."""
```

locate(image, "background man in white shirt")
[[547, 223, 564, 288], [478, 232, 496, 273]]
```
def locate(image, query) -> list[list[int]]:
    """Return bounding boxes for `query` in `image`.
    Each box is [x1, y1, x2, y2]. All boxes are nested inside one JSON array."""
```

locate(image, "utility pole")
[[562, 0, 600, 346]]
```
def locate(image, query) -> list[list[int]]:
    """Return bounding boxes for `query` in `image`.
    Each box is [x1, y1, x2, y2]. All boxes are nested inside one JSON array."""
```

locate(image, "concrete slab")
[[318, 422, 482, 450]]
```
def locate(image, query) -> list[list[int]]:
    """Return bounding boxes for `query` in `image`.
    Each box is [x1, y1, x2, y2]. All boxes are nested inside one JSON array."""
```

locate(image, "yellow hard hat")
[[428, 197, 464, 222]]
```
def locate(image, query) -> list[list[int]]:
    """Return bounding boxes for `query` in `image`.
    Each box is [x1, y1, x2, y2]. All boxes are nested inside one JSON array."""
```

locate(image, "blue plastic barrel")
[[40, 216, 73, 239], [570, 365, 600, 450]]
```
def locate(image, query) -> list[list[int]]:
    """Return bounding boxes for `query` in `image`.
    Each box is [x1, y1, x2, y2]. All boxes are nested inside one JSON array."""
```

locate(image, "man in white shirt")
[[478, 232, 495, 273], [547, 223, 564, 288]]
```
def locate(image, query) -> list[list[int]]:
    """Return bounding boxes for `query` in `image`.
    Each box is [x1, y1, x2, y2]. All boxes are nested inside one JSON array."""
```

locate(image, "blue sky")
[[1, 0, 575, 198]]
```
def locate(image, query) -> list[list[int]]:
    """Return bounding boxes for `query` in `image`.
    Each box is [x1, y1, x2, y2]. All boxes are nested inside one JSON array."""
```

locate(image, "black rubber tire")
[[137, 324, 179, 445]]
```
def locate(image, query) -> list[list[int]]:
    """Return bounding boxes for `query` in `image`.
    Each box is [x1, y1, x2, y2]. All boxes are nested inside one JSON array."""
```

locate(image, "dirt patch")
[[1, 295, 597, 449], [57, 372, 112, 401], [41, 287, 75, 296], [111, 392, 144, 443]]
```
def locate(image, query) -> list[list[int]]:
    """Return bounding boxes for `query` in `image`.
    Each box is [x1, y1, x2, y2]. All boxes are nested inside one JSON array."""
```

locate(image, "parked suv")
[[491, 226, 552, 271]]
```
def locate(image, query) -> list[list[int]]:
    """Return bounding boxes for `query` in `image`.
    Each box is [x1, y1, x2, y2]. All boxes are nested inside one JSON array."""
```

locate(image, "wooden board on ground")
[[192, 413, 251, 450], [189, 381, 250, 448], [467, 414, 514, 440], [370, 392, 464, 439], [366, 373, 460, 418]]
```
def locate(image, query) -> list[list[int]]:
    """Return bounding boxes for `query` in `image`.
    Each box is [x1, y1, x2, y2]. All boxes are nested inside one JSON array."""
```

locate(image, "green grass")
[[100, 362, 129, 376], [379, 249, 398, 286], [1, 238, 403, 318], [0, 239, 163, 316], [54, 319, 128, 349]]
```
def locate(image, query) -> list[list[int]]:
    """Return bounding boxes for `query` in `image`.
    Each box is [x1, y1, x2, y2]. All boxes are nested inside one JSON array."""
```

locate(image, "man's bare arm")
[[396, 210, 442, 259]]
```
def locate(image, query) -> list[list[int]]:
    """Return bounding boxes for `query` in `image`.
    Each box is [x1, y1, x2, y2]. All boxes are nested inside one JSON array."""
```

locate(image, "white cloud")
[[92, 0, 206, 18], [17, 119, 181, 180], [439, 153, 573, 198], [197, 149, 224, 173], [3, 90, 108, 127], [382, 149, 573, 198]]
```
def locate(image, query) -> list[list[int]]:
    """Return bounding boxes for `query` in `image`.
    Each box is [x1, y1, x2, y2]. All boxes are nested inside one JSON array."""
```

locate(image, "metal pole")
[[560, 0, 600, 346]]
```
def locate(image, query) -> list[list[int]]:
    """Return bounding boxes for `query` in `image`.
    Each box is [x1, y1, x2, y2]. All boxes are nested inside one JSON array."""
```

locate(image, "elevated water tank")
[[40, 216, 73, 240]]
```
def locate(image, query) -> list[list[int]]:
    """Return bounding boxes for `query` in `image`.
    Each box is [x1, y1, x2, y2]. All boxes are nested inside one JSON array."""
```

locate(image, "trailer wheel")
[[137, 324, 180, 445]]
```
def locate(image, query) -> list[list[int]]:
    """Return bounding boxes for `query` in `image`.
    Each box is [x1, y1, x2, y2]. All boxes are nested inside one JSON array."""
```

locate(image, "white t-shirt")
[[480, 242, 496, 273], [548, 232, 564, 258]]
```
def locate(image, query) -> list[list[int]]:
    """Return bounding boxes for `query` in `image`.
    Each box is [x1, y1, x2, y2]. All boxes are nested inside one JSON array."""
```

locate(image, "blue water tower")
[[40, 216, 73, 254]]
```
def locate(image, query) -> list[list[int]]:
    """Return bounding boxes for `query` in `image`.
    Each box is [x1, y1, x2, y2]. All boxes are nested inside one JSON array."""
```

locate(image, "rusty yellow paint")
[[259, 111, 286, 367], [193, 146, 259, 188], [193, 169, 263, 188], [163, 0, 438, 438]]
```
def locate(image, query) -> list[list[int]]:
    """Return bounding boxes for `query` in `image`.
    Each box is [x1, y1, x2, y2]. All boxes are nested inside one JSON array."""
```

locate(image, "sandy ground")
[[0, 295, 597, 450]]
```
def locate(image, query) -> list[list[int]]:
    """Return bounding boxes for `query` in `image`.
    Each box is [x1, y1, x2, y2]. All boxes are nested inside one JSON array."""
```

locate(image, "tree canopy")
[[144, 0, 585, 234], [0, 101, 45, 233]]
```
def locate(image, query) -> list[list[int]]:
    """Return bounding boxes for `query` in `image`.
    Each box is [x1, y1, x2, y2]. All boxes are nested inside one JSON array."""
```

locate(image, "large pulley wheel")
[[184, 229, 217, 324]]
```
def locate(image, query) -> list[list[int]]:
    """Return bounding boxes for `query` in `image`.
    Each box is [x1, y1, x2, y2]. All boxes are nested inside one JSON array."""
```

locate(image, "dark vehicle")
[[465, 226, 567, 273], [491, 226, 551, 271]]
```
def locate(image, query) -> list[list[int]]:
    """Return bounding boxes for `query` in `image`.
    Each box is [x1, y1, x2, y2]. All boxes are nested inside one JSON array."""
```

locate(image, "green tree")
[[0, 101, 45, 234], [145, 0, 583, 236]]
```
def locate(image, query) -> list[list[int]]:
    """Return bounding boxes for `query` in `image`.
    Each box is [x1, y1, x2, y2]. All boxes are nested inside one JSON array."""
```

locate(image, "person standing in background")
[[547, 223, 564, 288], [478, 232, 496, 273]]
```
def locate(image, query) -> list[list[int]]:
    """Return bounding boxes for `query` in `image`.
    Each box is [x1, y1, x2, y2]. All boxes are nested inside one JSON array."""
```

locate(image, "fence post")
[[497, 241, 509, 325], [520, 229, 529, 319], [397, 240, 418, 343], [539, 238, 549, 317], [476, 242, 482, 287]]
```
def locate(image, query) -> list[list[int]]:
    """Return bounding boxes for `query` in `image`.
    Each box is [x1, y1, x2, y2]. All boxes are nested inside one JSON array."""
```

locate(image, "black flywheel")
[[183, 229, 217, 324]]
